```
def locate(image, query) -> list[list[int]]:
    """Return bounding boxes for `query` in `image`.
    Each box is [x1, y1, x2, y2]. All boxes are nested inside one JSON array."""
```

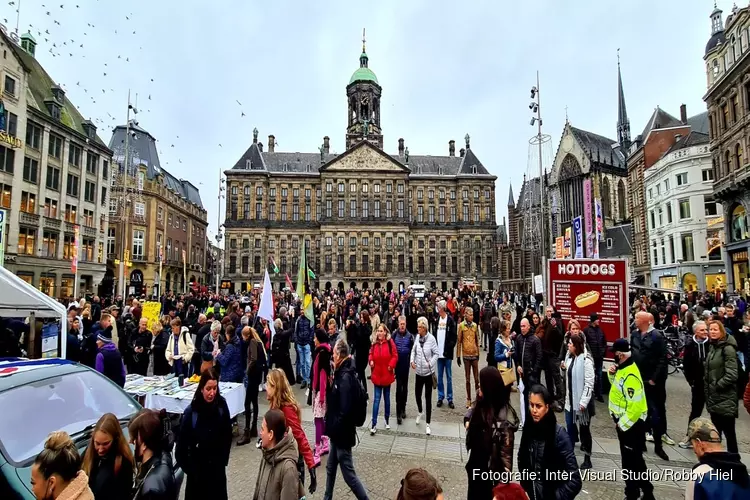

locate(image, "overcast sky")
[[5, 0, 720, 240]]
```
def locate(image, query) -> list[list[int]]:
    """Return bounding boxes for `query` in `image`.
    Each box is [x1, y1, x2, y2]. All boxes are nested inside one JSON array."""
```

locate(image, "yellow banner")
[[141, 301, 162, 332]]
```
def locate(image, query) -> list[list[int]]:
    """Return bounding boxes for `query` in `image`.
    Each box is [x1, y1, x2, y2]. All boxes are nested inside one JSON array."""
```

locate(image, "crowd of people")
[[7, 284, 750, 499]]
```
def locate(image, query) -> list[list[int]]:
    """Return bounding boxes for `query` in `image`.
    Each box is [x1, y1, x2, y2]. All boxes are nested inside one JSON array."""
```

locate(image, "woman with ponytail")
[[31, 431, 94, 500]]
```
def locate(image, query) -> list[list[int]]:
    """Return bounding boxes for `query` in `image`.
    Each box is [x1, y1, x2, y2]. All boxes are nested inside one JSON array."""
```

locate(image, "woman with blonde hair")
[[705, 320, 740, 453], [237, 327, 267, 446], [31, 431, 94, 500], [82, 413, 134, 500], [266, 368, 319, 493], [368, 323, 398, 434], [151, 316, 171, 376]]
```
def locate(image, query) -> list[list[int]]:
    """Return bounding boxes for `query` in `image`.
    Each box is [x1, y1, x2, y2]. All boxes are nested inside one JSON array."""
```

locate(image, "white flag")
[[259, 270, 276, 340]]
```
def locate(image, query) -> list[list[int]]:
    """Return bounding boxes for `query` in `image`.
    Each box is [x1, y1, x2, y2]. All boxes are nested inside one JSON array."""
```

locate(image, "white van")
[[408, 284, 426, 298]]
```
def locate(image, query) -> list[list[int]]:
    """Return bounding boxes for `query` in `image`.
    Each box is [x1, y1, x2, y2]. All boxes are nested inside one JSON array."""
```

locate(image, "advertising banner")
[[595, 198, 603, 240], [583, 179, 593, 257], [564, 227, 572, 258], [555, 236, 564, 259], [547, 258, 629, 355], [572, 216, 583, 259]]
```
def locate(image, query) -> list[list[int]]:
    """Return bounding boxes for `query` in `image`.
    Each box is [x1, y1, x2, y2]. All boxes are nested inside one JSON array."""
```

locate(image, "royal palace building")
[[223, 41, 499, 293]]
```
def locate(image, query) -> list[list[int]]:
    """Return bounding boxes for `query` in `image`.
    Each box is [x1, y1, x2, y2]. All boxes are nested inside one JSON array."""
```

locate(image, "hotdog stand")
[[547, 258, 629, 361]]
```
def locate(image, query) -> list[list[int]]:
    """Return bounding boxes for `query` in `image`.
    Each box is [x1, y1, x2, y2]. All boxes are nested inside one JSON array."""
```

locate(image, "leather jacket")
[[133, 451, 177, 500]]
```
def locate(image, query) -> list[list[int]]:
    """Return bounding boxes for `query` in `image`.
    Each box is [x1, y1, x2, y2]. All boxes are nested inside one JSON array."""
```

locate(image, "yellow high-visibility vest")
[[608, 360, 648, 432]]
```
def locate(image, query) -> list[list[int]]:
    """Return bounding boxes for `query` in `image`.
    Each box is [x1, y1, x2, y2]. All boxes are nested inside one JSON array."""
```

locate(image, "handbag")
[[499, 365, 516, 386]]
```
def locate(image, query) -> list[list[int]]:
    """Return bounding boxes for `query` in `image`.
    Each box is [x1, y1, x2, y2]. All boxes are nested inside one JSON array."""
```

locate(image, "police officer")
[[608, 338, 655, 500]]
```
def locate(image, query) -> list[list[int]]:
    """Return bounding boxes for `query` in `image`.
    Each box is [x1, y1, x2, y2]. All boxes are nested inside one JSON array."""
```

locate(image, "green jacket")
[[608, 357, 648, 432], [704, 335, 739, 417]]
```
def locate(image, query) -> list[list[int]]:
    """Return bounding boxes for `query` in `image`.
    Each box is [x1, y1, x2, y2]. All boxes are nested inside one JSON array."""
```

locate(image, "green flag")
[[308, 268, 316, 280]]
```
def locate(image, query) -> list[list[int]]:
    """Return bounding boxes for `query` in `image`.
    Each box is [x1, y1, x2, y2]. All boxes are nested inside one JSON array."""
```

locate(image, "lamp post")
[[117, 92, 138, 299], [529, 72, 547, 300]]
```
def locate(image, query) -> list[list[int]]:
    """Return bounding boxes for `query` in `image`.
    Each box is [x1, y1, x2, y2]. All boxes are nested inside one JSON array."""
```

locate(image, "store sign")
[[130, 269, 143, 283], [548, 258, 628, 357], [0, 131, 22, 149]]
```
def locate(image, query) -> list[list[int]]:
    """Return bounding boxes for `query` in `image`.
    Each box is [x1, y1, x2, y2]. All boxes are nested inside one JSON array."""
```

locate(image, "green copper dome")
[[349, 51, 378, 84]]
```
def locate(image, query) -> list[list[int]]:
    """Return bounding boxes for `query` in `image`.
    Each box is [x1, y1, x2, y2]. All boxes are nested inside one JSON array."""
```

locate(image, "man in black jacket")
[[583, 313, 607, 402], [323, 340, 369, 500], [678, 320, 710, 449], [514, 318, 542, 419], [630, 312, 670, 460], [435, 300, 457, 409], [540, 306, 564, 410]]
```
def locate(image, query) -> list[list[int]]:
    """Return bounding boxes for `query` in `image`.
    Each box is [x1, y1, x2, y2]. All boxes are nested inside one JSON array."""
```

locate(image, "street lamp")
[[117, 92, 138, 299], [529, 72, 547, 299]]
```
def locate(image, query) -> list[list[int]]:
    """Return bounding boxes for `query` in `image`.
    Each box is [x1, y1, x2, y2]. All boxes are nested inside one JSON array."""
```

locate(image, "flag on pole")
[[308, 267, 316, 280], [259, 270, 276, 340], [269, 256, 279, 274], [296, 244, 315, 323], [285, 273, 294, 292]]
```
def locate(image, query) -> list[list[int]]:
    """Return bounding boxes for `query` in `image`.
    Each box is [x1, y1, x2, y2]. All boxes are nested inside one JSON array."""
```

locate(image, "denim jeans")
[[323, 442, 369, 500], [296, 343, 312, 383], [371, 385, 391, 427], [437, 358, 453, 403]]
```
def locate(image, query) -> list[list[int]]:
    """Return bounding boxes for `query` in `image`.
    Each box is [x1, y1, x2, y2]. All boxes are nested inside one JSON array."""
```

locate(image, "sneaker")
[[416, 413, 422, 425], [436, 399, 443, 408], [385, 422, 391, 430], [662, 434, 676, 446], [678, 440, 693, 449], [448, 401, 455, 409], [256, 438, 262, 449], [259, 384, 265, 392], [426, 424, 431, 435], [300, 381, 308, 390], [369, 426, 376, 436], [645, 432, 654, 442]]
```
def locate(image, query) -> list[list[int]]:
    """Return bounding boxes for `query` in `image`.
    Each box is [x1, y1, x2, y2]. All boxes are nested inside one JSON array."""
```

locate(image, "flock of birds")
[[3, 1, 250, 167]]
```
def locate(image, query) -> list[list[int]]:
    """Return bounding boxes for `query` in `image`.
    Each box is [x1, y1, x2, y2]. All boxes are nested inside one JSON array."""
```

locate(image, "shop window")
[[731, 204, 749, 242]]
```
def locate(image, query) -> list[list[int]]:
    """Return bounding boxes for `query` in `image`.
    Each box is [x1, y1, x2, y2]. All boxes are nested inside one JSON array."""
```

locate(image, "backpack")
[[350, 371, 368, 427], [488, 406, 518, 474]]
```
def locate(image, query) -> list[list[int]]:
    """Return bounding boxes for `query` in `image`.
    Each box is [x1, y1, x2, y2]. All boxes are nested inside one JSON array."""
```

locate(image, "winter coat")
[[252, 431, 304, 500], [151, 328, 171, 376], [193, 322, 212, 363], [563, 351, 595, 413], [166, 330, 196, 366], [582, 324, 606, 361], [247, 337, 266, 376], [686, 451, 750, 500], [132, 451, 177, 500], [66, 332, 81, 363], [215, 336, 244, 383], [744, 379, 750, 416], [312, 343, 332, 401], [465, 404, 519, 499], [294, 316, 314, 346], [391, 328, 414, 376], [518, 412, 581, 500], [630, 328, 668, 384], [176, 397, 232, 500], [683, 335, 710, 388], [354, 323, 372, 373], [324, 357, 359, 448], [56, 471, 95, 500], [540, 319, 564, 359], [369, 337, 398, 387], [705, 335, 740, 418], [514, 332, 542, 384], [494, 336, 513, 369], [200, 333, 223, 362], [88, 449, 134, 500], [436, 314, 458, 360], [280, 404, 316, 470], [95, 342, 126, 388], [410, 333, 439, 377], [457, 320, 480, 358]]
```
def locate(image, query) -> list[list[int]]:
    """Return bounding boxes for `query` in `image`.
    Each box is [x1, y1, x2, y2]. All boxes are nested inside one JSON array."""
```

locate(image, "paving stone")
[[391, 436, 427, 457], [426, 440, 462, 462]]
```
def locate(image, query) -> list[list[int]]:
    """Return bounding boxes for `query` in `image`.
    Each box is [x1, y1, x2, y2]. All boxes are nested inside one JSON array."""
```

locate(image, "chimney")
[[680, 104, 687, 125], [268, 135, 275, 153], [449, 140, 455, 157], [323, 136, 330, 154], [398, 138, 404, 156], [460, 148, 466, 158]]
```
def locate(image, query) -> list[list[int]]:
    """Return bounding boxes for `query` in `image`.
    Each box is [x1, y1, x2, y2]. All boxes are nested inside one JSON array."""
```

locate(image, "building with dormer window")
[[223, 38, 498, 293]]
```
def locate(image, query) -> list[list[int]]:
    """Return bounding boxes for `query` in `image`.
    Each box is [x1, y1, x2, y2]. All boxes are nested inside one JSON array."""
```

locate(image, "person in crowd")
[[66, 317, 81, 363], [215, 325, 244, 383], [561, 333, 595, 470], [354, 309, 372, 398], [679, 320, 710, 449], [514, 318, 542, 426], [31, 431, 94, 500], [486, 316, 500, 368], [326, 317, 339, 353], [583, 313, 607, 402], [608, 338, 654, 500], [434, 300, 457, 410], [494, 318, 513, 370], [151, 317, 171, 376], [130, 318, 152, 376], [82, 413, 135, 500], [464, 366, 518, 499], [392, 315, 415, 424], [684, 417, 750, 499], [191, 314, 211, 375], [294, 310, 315, 390], [630, 311, 671, 459], [369, 323, 398, 434], [492, 482, 529, 500], [271, 317, 296, 385], [253, 409, 305, 500], [165, 318, 195, 379], [396, 468, 444, 500], [266, 368, 319, 489], [323, 339, 369, 500], [200, 320, 224, 374], [238, 326, 267, 446], [311, 330, 332, 459], [94, 316, 126, 388], [176, 369, 232, 500], [540, 306, 564, 411], [705, 320, 740, 454], [410, 316, 439, 435], [129, 409, 177, 500], [517, 385, 581, 500], [457, 308, 481, 409]]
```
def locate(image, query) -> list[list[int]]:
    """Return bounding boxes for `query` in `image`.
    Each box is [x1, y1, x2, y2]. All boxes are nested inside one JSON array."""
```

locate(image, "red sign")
[[547, 259, 628, 352]]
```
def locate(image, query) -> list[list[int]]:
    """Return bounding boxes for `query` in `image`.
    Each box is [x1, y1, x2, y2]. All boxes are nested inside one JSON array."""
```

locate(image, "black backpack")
[[350, 371, 368, 427], [488, 406, 518, 474]]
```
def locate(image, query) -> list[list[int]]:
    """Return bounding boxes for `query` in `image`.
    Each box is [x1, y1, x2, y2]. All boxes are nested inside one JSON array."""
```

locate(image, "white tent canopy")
[[0, 265, 67, 318]]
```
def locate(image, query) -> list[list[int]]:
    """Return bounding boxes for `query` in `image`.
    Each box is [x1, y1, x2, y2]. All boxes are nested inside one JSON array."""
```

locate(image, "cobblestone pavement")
[[182, 346, 750, 498]]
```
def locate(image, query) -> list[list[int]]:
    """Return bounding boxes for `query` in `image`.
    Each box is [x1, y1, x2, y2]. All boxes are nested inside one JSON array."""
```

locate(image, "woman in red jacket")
[[266, 368, 319, 494], [369, 323, 398, 435]]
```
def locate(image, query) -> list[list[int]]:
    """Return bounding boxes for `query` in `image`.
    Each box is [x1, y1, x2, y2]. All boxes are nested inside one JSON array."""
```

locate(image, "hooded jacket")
[[705, 334, 740, 417], [253, 431, 304, 500], [369, 336, 398, 387], [324, 356, 359, 448], [683, 334, 710, 388], [686, 451, 750, 500], [95, 342, 126, 388]]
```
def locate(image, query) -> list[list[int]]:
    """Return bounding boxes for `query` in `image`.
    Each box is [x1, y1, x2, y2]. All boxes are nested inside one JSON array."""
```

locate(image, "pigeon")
[[236, 100, 242, 106], [241, 112, 245, 117], [148, 95, 151, 100]]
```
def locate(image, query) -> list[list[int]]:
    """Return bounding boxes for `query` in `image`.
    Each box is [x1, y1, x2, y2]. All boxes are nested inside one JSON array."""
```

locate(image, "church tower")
[[346, 29, 383, 149], [616, 50, 631, 151]]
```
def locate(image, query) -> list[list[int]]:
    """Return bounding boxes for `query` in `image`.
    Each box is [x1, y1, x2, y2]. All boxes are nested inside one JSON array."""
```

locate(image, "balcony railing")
[[64, 221, 76, 233], [44, 216, 61, 229], [83, 225, 96, 238], [19, 211, 39, 226]]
